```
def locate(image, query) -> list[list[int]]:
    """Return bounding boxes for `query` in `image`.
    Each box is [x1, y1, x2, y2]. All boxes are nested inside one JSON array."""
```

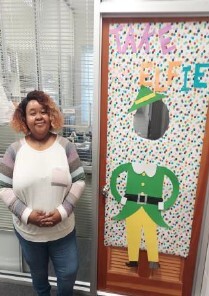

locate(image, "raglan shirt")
[[0, 135, 85, 242]]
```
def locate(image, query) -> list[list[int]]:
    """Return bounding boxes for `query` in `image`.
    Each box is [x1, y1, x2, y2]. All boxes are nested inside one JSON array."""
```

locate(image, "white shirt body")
[[13, 138, 75, 242]]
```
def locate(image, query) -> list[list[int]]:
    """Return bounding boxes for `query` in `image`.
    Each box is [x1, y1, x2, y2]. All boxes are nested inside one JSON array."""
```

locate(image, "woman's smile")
[[35, 121, 45, 126]]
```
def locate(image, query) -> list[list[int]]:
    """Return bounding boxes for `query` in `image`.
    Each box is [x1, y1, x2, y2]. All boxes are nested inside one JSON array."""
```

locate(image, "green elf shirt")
[[110, 162, 179, 228]]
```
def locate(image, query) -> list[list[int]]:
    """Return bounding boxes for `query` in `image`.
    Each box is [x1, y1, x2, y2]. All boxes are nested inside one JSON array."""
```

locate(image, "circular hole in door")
[[133, 100, 169, 140]]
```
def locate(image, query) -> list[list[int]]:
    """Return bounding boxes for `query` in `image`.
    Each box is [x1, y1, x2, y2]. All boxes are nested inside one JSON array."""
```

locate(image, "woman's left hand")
[[40, 209, 62, 227]]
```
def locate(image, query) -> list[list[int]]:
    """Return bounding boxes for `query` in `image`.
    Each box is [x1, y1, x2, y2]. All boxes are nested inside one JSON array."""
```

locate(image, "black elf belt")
[[125, 193, 163, 205]]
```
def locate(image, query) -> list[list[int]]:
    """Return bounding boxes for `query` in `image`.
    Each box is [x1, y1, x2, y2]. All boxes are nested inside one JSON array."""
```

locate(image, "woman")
[[0, 90, 85, 296]]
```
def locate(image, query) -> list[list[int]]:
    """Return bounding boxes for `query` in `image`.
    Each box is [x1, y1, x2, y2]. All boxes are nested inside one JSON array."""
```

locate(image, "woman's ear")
[[50, 121, 55, 129]]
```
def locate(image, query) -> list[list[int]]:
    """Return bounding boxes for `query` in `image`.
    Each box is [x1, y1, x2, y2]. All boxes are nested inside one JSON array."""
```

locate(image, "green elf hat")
[[128, 85, 166, 113]]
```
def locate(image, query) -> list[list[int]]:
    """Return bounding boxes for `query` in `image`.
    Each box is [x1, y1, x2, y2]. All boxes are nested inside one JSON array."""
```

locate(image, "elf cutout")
[[110, 86, 179, 269]]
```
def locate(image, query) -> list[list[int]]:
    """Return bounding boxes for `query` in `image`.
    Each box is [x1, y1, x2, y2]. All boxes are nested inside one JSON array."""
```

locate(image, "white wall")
[[198, 177, 209, 296], [201, 249, 209, 296]]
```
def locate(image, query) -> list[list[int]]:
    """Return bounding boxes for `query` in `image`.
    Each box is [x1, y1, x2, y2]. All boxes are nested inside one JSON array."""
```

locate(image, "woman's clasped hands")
[[28, 209, 62, 227]]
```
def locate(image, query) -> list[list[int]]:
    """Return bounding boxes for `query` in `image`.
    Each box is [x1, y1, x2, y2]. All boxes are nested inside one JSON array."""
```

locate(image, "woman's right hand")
[[28, 210, 52, 227]]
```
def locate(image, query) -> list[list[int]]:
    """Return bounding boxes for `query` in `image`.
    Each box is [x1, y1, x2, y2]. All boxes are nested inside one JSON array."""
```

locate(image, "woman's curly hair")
[[11, 90, 64, 134]]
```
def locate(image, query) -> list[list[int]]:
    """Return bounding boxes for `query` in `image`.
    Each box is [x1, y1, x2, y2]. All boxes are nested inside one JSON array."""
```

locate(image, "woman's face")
[[25, 100, 51, 138]]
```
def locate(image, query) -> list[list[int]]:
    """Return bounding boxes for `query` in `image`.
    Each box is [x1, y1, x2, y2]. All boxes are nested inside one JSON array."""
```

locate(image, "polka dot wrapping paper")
[[104, 21, 209, 257]]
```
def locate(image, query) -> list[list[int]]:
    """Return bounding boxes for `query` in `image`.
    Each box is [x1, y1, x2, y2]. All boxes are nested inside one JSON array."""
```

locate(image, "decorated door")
[[98, 18, 209, 296]]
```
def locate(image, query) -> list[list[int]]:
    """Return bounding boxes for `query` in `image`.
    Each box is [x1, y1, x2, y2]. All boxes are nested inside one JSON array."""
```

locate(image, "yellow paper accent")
[[126, 208, 159, 262], [135, 93, 155, 105]]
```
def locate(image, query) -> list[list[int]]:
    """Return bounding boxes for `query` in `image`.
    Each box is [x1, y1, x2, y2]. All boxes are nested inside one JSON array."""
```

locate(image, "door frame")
[[92, 2, 209, 295], [91, 0, 209, 295]]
